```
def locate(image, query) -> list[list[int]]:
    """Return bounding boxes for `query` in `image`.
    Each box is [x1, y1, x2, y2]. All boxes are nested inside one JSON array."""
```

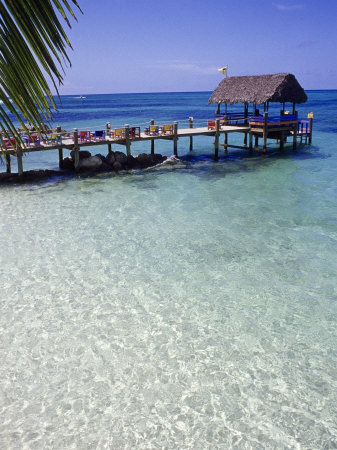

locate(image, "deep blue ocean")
[[0, 91, 337, 449]]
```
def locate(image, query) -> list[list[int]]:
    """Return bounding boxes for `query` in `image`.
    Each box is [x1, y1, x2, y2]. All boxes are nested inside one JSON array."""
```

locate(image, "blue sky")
[[57, 0, 337, 94]]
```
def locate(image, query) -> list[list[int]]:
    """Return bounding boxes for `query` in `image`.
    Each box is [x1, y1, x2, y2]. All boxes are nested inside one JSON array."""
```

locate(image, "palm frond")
[[0, 0, 81, 148]]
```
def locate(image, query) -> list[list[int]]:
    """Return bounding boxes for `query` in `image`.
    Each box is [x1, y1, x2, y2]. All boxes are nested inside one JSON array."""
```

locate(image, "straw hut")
[[209, 73, 307, 114]]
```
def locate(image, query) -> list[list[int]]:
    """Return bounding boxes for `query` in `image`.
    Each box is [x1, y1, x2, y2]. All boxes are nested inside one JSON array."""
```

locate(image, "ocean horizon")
[[1, 90, 337, 448]]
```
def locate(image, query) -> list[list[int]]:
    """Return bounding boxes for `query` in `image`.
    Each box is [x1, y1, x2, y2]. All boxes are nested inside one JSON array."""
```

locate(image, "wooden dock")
[[1, 114, 313, 176]]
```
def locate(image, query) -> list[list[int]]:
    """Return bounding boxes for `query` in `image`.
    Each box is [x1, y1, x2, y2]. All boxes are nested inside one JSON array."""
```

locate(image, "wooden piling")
[[173, 121, 178, 156], [263, 112, 268, 152], [150, 119, 155, 154], [292, 113, 297, 151], [108, 143, 112, 155], [124, 124, 131, 156], [73, 128, 80, 172], [224, 132, 228, 153], [309, 117, 313, 144], [214, 119, 220, 160], [5, 154, 11, 173], [17, 147, 23, 176], [249, 132, 253, 153], [58, 148, 63, 169], [189, 117, 193, 151]]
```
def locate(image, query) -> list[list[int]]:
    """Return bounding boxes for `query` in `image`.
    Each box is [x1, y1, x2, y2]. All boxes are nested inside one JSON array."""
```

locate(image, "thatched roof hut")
[[209, 73, 307, 106]]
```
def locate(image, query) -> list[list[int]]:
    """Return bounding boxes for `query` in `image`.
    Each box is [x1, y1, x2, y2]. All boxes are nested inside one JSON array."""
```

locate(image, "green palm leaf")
[[0, 0, 81, 149]]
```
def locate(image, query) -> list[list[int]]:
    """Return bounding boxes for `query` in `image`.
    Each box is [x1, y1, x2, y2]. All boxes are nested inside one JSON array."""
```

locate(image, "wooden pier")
[[0, 113, 313, 176]]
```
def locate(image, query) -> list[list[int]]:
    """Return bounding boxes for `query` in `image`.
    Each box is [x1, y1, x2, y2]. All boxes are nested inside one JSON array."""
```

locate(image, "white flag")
[[218, 66, 228, 76]]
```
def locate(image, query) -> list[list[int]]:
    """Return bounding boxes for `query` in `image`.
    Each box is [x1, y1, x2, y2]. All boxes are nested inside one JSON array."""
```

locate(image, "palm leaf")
[[0, 0, 81, 150]]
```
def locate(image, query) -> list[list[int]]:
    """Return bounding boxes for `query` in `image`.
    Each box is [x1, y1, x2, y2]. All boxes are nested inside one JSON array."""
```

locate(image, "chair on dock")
[[114, 128, 125, 140], [129, 127, 140, 139], [207, 120, 215, 130], [93, 130, 106, 141], [161, 124, 173, 135], [149, 125, 159, 136], [78, 131, 92, 142], [46, 133, 62, 145]]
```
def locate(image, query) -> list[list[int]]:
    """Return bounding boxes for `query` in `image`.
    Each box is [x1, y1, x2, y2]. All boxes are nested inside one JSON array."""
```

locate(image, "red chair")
[[207, 120, 215, 130]]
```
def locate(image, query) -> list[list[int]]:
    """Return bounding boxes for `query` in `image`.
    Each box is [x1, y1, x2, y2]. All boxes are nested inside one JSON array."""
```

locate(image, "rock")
[[106, 152, 116, 166], [70, 150, 91, 160], [78, 156, 103, 170], [126, 154, 136, 168], [113, 161, 123, 171], [94, 153, 107, 163], [114, 151, 127, 165], [137, 153, 151, 167], [62, 157, 74, 170], [136, 153, 165, 168]]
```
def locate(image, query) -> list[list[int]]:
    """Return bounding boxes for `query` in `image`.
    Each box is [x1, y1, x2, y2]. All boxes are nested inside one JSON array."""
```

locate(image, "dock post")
[[150, 119, 155, 154], [280, 131, 284, 150], [292, 112, 298, 151], [173, 121, 178, 156], [263, 112, 268, 152], [106, 122, 111, 137], [309, 117, 313, 144], [5, 154, 11, 173], [108, 143, 112, 155], [224, 132, 228, 153], [58, 148, 64, 169], [124, 124, 131, 156], [214, 119, 220, 160], [73, 128, 80, 172], [249, 132, 253, 153], [17, 147, 23, 176], [189, 117, 193, 151]]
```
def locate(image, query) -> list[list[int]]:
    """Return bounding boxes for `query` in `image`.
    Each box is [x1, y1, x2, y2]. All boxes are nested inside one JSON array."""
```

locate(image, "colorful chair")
[[161, 124, 173, 135], [93, 130, 105, 140]]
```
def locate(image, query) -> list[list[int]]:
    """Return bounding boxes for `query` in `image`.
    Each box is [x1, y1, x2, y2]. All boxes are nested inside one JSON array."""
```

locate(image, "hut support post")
[[58, 148, 63, 169], [309, 117, 313, 144], [17, 147, 23, 176], [150, 119, 155, 154], [224, 132, 228, 153], [73, 129, 80, 172], [124, 124, 131, 156], [263, 112, 268, 152], [5, 154, 11, 173], [292, 113, 297, 151], [214, 119, 220, 160], [280, 131, 284, 150], [243, 103, 248, 146], [173, 121, 178, 156], [189, 117, 193, 151], [249, 132, 253, 153]]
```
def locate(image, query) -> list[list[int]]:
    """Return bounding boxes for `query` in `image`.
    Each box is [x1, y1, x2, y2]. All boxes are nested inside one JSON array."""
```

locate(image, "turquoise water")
[[0, 91, 337, 449]]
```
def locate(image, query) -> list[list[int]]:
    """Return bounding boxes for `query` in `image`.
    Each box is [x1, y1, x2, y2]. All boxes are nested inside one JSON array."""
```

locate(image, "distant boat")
[[73, 95, 86, 99]]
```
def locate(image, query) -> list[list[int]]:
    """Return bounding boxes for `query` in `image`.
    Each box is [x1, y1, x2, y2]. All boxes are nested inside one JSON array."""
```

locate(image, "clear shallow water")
[[0, 91, 337, 449]]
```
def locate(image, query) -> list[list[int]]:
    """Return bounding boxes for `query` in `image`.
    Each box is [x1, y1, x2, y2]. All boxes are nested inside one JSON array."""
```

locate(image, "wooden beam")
[[173, 121, 178, 156], [17, 147, 23, 176], [214, 119, 220, 160], [5, 154, 11, 173], [124, 124, 131, 156], [263, 112, 268, 152], [58, 148, 63, 169], [150, 119, 155, 154], [189, 116, 193, 151], [73, 128, 80, 172]]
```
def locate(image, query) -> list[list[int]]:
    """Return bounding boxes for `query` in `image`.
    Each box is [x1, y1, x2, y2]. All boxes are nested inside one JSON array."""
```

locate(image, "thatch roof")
[[209, 73, 307, 105]]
